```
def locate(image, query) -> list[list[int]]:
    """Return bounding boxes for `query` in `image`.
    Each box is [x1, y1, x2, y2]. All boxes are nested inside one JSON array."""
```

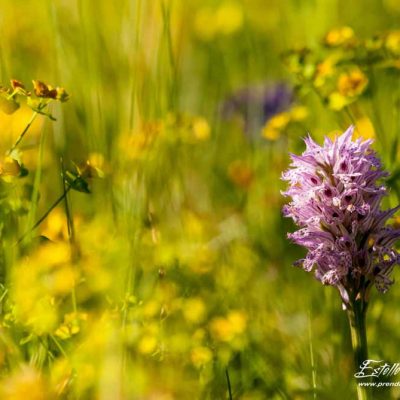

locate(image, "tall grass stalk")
[[8, 110, 39, 155]]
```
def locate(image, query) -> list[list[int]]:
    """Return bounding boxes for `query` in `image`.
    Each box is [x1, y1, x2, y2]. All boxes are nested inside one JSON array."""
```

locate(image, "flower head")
[[337, 68, 368, 98], [282, 126, 400, 304], [323, 26, 355, 47]]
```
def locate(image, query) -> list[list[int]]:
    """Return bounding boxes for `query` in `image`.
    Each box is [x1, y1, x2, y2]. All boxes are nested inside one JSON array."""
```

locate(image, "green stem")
[[308, 311, 317, 399], [347, 298, 371, 400], [17, 188, 70, 244], [8, 111, 38, 154], [60, 159, 78, 313], [225, 368, 233, 400]]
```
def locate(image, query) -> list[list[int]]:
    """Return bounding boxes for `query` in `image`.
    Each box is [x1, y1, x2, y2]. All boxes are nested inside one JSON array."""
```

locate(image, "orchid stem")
[[347, 298, 371, 400]]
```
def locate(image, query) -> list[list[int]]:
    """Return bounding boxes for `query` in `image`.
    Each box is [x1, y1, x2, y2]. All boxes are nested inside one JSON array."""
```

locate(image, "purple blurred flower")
[[282, 126, 400, 304], [222, 82, 293, 138]]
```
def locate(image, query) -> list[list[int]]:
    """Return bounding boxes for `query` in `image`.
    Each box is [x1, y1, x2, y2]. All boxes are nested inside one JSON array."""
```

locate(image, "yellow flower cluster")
[[11, 242, 75, 335], [262, 106, 308, 140], [210, 310, 247, 343], [329, 68, 369, 111], [324, 26, 354, 47], [284, 27, 400, 114]]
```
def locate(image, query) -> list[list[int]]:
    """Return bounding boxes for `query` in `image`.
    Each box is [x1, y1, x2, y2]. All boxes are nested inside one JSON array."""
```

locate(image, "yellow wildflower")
[[25, 298, 58, 335], [262, 112, 290, 140], [36, 242, 71, 266], [183, 297, 206, 324], [138, 335, 158, 354], [385, 30, 400, 55], [192, 117, 211, 140], [11, 242, 73, 334], [328, 92, 351, 111], [57, 312, 87, 338], [40, 208, 68, 241], [337, 68, 368, 97], [210, 310, 247, 342], [314, 56, 337, 87], [268, 112, 290, 129], [289, 106, 308, 121], [210, 317, 234, 342], [227, 310, 247, 335], [262, 126, 280, 140], [324, 26, 354, 47], [191, 346, 213, 367], [216, 2, 244, 35]]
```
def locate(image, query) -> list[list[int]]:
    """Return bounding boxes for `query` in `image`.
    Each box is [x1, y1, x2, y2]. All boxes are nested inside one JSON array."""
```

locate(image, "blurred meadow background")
[[0, 0, 399, 399]]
